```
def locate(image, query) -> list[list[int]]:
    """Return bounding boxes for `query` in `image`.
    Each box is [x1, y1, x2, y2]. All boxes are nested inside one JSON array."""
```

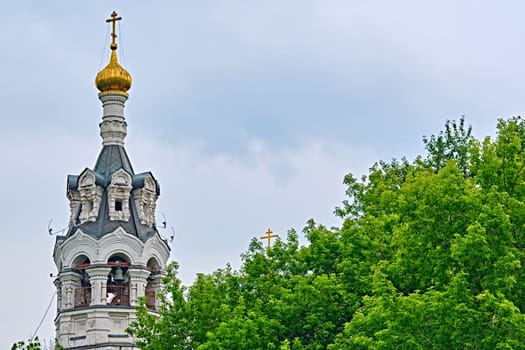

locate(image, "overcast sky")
[[1, 1, 524, 347]]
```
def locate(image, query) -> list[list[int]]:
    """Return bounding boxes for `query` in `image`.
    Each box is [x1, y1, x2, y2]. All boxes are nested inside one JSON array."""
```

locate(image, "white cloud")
[[0, 128, 372, 347], [127, 134, 374, 282], [1, 1, 522, 347]]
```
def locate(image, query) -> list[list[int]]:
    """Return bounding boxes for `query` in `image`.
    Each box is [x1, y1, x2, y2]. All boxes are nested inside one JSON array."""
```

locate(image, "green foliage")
[[127, 262, 192, 350], [423, 115, 473, 176], [11, 340, 42, 350], [128, 116, 525, 349], [11, 339, 63, 350]]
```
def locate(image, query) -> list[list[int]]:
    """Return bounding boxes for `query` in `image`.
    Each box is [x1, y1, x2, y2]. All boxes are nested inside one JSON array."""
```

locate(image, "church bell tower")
[[53, 12, 170, 349]]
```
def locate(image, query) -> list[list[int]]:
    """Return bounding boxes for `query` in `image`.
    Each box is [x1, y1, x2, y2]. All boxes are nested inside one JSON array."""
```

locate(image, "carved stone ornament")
[[67, 190, 81, 226], [100, 119, 128, 146], [133, 175, 158, 227], [78, 171, 103, 223], [108, 169, 132, 222]]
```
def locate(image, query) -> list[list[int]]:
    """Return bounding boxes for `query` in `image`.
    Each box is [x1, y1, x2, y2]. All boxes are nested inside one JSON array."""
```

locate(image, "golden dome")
[[95, 44, 132, 95]]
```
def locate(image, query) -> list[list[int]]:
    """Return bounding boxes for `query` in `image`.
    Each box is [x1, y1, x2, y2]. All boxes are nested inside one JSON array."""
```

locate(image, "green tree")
[[127, 263, 192, 350], [128, 116, 525, 349]]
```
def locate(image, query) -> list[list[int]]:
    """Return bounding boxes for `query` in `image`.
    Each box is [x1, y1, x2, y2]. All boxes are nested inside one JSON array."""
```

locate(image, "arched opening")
[[145, 257, 161, 310], [72, 255, 91, 269], [106, 255, 130, 305], [72, 255, 91, 308], [146, 257, 161, 273]]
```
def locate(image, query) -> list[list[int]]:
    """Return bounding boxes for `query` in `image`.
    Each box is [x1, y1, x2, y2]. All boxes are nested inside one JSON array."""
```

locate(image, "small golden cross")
[[260, 228, 278, 250], [106, 11, 122, 48]]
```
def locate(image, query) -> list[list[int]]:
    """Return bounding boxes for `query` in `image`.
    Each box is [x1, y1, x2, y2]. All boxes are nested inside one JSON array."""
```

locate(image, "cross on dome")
[[106, 11, 122, 50]]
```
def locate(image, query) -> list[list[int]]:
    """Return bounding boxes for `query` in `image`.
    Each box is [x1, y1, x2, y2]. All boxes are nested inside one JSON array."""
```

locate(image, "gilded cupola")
[[95, 11, 132, 95]]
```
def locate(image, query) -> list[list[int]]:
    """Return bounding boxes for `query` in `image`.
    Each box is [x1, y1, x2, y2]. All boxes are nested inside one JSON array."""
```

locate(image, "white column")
[[149, 273, 163, 310], [60, 271, 81, 309], [54, 278, 62, 312], [86, 266, 112, 306], [128, 268, 152, 306]]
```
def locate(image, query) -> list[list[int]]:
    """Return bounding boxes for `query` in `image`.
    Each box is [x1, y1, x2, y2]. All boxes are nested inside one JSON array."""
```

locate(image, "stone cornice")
[[85, 265, 112, 279], [58, 304, 135, 314], [59, 270, 81, 282], [127, 268, 151, 280]]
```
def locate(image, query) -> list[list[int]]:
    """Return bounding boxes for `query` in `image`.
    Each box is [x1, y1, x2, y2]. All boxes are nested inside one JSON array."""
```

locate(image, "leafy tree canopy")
[[128, 116, 525, 349]]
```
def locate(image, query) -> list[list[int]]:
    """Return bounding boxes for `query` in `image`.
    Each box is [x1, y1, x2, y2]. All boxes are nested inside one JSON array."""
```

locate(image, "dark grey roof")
[[94, 145, 134, 179], [67, 175, 79, 192], [133, 172, 161, 195], [68, 190, 157, 242], [65, 145, 159, 243]]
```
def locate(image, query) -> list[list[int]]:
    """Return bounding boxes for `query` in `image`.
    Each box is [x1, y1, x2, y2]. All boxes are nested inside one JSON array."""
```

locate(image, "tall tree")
[[128, 117, 525, 349]]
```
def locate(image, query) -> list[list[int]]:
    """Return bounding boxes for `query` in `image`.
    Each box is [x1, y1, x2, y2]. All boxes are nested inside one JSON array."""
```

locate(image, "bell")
[[113, 264, 125, 282]]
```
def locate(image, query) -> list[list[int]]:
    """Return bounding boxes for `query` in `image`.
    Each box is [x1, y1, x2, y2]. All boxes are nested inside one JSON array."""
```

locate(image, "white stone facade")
[[54, 228, 170, 349]]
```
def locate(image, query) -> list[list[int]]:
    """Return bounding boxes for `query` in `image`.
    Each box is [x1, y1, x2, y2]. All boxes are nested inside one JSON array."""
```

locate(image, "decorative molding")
[[99, 119, 128, 146]]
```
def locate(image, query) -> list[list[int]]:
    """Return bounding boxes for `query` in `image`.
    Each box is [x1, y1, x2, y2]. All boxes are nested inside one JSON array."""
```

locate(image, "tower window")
[[115, 201, 123, 211]]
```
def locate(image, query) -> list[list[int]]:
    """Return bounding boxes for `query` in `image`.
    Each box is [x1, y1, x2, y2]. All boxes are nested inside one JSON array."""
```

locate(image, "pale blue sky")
[[1, 1, 524, 347]]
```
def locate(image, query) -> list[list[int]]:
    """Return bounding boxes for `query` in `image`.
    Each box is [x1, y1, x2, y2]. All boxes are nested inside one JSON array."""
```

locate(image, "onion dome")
[[95, 43, 132, 95]]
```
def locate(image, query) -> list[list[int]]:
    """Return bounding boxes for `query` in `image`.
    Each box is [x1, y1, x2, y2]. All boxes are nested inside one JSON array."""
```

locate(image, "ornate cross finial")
[[260, 228, 278, 251], [106, 11, 122, 50]]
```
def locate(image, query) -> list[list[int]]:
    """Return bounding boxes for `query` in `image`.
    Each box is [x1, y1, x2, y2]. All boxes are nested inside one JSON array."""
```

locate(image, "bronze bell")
[[113, 261, 125, 282]]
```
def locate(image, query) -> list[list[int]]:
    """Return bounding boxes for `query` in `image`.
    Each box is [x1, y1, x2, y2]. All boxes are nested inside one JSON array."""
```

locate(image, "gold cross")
[[106, 11, 122, 49], [260, 228, 278, 250]]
